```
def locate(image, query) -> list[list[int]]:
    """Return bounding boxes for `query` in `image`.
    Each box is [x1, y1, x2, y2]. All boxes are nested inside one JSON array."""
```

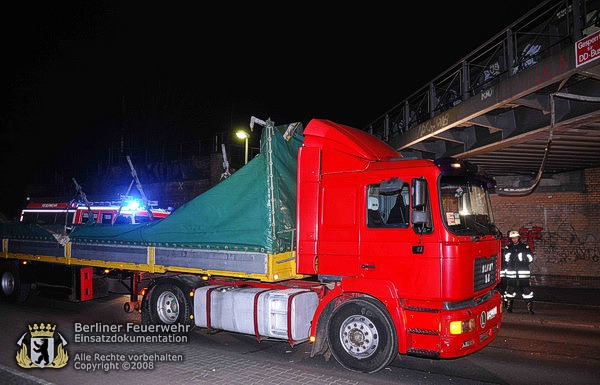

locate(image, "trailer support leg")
[[123, 272, 142, 313]]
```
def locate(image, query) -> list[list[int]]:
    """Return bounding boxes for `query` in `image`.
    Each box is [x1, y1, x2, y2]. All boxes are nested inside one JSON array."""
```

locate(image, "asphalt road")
[[1, 292, 599, 385]]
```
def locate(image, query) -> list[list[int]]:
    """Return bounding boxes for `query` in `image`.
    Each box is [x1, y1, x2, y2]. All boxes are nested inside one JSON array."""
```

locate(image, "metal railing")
[[364, 0, 599, 142]]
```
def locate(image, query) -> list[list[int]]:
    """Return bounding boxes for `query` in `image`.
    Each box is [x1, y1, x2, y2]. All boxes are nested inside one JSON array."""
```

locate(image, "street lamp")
[[236, 130, 250, 165]]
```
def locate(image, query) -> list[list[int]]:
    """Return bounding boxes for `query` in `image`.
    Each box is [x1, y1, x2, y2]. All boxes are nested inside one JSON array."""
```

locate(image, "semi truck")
[[1, 117, 503, 373]]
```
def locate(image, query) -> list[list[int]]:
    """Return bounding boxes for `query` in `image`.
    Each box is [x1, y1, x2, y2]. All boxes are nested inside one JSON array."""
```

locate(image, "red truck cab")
[[297, 119, 502, 372]]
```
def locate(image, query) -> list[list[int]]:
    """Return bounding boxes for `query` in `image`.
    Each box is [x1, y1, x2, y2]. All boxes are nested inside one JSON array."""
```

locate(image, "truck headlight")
[[449, 318, 476, 334]]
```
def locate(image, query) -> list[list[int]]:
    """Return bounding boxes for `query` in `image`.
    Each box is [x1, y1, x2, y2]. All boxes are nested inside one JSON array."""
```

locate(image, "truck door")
[[359, 177, 439, 296]]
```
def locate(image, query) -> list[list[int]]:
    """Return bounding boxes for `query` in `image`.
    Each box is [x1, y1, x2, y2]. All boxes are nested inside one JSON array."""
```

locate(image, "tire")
[[328, 297, 398, 373], [142, 282, 192, 325], [0, 263, 31, 303]]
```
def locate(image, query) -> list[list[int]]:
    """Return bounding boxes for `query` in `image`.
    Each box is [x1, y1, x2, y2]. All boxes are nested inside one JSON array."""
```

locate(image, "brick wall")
[[491, 167, 600, 288]]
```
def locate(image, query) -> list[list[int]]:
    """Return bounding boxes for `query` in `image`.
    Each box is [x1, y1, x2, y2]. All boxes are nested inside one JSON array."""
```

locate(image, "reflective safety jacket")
[[502, 241, 534, 280]]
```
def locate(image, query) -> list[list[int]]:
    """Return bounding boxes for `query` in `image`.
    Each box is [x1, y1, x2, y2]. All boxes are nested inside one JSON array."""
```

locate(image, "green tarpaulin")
[[67, 120, 304, 254], [0, 222, 57, 241]]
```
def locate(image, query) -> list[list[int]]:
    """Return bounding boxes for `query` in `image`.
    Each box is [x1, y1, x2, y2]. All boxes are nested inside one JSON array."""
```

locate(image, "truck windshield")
[[440, 176, 495, 236]]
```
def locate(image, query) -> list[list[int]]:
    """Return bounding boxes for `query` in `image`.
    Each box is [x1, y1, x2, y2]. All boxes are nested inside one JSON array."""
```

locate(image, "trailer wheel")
[[0, 263, 31, 303], [327, 297, 397, 373], [144, 283, 192, 325]]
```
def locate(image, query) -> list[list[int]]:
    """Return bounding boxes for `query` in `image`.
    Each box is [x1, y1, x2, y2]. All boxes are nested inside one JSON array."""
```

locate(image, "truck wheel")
[[327, 297, 398, 373], [144, 283, 192, 325], [0, 264, 31, 303]]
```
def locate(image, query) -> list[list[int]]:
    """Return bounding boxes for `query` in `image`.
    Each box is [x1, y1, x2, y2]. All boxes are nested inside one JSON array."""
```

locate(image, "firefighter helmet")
[[509, 230, 520, 238]]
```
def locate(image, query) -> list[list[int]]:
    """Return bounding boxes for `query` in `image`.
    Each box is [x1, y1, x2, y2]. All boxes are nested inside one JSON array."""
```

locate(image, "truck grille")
[[474, 255, 497, 291]]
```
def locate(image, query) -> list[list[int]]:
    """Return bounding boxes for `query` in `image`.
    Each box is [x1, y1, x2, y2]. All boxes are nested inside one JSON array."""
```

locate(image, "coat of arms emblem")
[[16, 323, 69, 368]]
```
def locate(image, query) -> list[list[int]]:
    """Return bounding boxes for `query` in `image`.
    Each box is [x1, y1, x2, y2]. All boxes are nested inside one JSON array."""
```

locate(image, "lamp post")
[[235, 130, 250, 165]]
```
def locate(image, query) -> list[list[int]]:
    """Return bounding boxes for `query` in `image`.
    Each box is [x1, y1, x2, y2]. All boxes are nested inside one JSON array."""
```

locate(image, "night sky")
[[1, 1, 543, 218]]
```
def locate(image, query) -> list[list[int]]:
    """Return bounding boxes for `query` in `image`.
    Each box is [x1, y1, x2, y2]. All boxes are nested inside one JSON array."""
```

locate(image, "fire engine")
[[19, 198, 171, 227]]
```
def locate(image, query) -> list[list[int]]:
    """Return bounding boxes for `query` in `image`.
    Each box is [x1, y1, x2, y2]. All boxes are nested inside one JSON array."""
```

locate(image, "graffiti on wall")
[[502, 224, 600, 265]]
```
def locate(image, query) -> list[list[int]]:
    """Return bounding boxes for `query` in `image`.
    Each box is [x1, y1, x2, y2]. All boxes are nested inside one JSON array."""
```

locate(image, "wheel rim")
[[339, 315, 379, 358], [156, 290, 179, 323], [1, 271, 15, 296]]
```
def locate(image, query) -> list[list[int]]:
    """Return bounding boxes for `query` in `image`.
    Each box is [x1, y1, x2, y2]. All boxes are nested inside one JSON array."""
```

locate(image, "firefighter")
[[503, 230, 535, 314]]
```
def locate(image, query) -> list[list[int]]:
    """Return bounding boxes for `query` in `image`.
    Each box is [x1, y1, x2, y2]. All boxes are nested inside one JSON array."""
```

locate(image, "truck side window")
[[114, 215, 132, 225], [101, 213, 113, 224], [81, 211, 99, 223], [366, 181, 410, 228]]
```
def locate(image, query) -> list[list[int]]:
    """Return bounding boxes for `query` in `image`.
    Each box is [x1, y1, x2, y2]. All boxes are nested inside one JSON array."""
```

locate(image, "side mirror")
[[412, 177, 431, 229], [412, 177, 427, 209], [412, 210, 428, 225]]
